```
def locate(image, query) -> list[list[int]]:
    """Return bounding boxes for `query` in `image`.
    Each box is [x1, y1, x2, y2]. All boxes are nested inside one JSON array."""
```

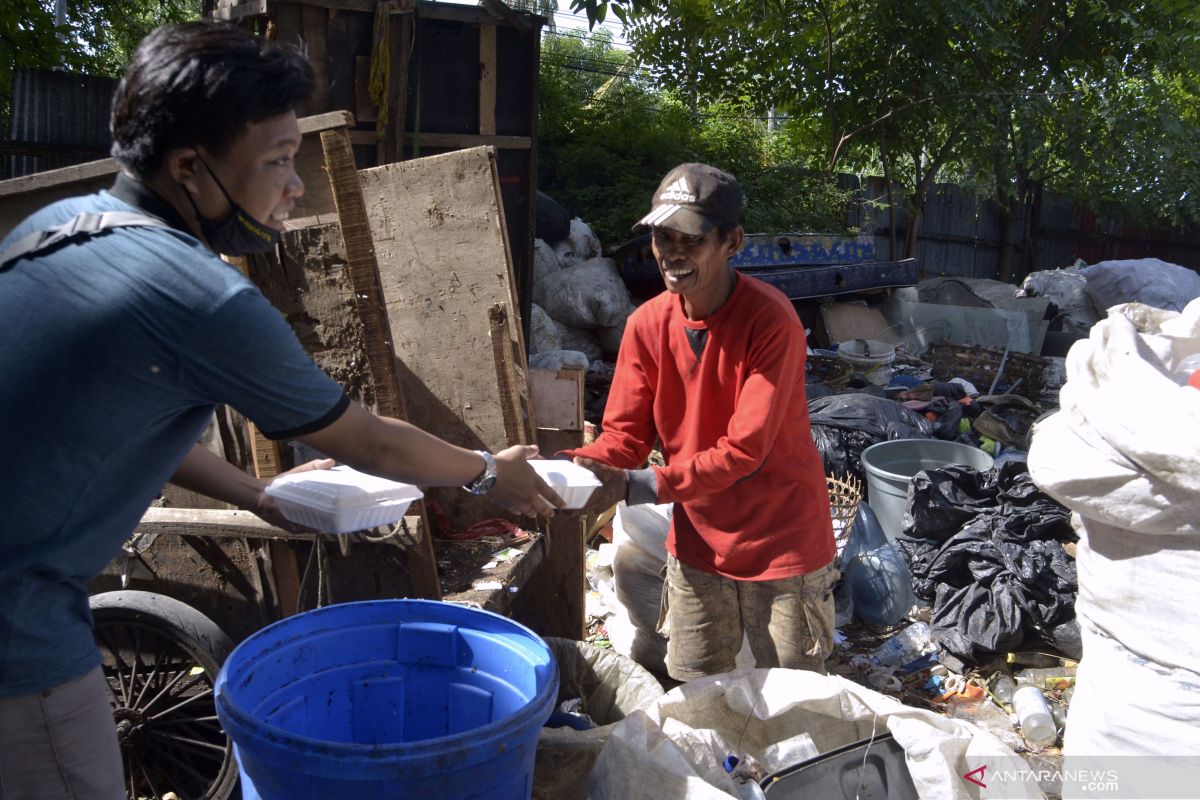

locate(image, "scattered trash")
[[869, 621, 936, 671]]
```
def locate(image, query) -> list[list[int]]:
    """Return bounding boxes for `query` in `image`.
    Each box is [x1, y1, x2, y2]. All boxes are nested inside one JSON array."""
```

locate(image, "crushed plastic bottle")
[[869, 621, 936, 670]]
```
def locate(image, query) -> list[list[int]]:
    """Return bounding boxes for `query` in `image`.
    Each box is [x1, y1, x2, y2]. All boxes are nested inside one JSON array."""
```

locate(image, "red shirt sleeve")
[[560, 319, 658, 469]]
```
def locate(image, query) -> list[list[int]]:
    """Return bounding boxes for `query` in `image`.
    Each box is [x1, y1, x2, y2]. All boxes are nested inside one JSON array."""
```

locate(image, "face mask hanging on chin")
[[185, 153, 281, 257]]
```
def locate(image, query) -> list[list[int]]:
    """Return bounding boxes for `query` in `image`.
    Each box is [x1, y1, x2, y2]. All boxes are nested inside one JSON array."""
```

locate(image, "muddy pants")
[[660, 555, 839, 682]]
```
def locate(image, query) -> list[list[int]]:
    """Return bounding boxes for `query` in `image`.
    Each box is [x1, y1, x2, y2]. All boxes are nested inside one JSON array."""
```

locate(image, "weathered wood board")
[[359, 146, 528, 526], [529, 366, 584, 432]]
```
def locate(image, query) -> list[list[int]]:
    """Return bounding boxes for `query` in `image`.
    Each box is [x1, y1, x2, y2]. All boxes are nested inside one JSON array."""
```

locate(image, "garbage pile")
[[529, 193, 634, 406], [570, 258, 1200, 796]]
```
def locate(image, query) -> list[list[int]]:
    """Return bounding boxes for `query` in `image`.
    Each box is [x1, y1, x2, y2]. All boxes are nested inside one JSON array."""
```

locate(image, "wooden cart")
[[2, 111, 586, 800]]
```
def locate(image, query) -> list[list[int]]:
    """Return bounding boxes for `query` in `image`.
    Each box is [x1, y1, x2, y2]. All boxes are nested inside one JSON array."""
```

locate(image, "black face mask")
[[184, 154, 280, 256]]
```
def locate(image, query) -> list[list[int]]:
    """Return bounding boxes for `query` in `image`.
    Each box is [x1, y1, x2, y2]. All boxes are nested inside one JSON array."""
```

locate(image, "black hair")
[[111, 21, 315, 176]]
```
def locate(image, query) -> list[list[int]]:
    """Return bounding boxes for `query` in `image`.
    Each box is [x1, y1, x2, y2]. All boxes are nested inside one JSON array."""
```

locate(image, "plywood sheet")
[[360, 146, 526, 524], [529, 366, 584, 432]]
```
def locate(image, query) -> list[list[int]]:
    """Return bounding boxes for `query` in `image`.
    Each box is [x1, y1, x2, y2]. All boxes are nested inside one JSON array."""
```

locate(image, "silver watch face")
[[467, 451, 497, 495]]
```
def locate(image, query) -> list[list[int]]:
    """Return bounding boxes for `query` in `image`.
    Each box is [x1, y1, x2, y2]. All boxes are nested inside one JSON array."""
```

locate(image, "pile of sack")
[[529, 192, 636, 371]]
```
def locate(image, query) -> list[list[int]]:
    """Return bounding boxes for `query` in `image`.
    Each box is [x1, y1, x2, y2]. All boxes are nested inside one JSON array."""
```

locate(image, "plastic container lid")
[[264, 466, 423, 534], [529, 459, 602, 510]]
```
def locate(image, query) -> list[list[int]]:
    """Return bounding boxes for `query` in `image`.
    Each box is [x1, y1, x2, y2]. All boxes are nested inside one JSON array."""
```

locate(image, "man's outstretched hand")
[[491, 445, 566, 518], [572, 456, 627, 514]]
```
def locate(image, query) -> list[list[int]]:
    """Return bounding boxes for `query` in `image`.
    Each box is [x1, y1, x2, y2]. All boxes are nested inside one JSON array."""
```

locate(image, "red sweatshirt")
[[568, 273, 834, 580]]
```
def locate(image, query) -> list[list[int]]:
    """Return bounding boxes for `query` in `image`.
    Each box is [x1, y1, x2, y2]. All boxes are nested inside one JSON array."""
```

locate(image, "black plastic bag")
[[808, 393, 934, 483], [897, 462, 1078, 665]]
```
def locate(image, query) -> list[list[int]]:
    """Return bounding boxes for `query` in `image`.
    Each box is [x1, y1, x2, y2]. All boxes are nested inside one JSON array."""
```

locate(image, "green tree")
[[1, 0, 200, 135], [571, 0, 1200, 273], [538, 28, 850, 244]]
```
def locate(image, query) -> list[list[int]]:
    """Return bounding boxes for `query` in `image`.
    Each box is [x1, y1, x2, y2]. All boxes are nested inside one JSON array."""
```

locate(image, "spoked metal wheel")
[[91, 591, 238, 800]]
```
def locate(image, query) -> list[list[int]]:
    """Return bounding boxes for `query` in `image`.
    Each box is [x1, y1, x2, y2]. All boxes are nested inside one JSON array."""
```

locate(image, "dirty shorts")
[[658, 555, 839, 682]]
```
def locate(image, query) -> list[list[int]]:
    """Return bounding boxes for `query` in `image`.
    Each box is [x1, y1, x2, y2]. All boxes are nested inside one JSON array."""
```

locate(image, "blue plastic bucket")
[[214, 599, 558, 800]]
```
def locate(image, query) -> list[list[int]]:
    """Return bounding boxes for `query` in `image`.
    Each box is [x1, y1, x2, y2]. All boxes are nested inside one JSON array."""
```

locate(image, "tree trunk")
[[904, 198, 923, 261], [997, 196, 1021, 284]]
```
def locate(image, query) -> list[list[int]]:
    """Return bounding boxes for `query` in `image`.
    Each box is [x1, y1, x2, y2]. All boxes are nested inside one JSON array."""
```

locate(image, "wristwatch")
[[463, 450, 498, 495]]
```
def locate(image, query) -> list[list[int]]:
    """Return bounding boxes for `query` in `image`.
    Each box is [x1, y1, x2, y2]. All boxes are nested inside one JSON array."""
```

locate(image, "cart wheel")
[[91, 591, 238, 800]]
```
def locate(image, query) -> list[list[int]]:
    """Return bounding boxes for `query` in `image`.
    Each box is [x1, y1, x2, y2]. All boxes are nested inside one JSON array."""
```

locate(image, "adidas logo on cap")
[[658, 177, 696, 203]]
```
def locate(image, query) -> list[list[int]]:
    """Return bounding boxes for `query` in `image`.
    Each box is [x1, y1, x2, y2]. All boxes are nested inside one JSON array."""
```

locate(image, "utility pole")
[[54, 0, 68, 45]]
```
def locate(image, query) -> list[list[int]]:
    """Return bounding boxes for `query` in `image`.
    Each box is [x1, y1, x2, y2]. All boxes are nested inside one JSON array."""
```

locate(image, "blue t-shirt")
[[0, 187, 348, 697]]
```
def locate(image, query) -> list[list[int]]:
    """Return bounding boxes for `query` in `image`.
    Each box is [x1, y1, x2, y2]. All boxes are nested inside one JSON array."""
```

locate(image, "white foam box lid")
[[530, 459, 602, 509], [264, 466, 423, 533]]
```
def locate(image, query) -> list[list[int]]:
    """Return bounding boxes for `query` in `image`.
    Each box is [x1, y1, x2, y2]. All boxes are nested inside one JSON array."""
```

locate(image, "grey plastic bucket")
[[860, 439, 994, 541]]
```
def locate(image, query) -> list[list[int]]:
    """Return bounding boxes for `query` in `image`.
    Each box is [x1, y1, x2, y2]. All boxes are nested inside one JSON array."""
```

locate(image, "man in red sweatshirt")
[[568, 163, 838, 681]]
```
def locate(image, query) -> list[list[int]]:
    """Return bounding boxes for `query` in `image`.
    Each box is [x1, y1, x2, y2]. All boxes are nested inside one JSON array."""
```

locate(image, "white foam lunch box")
[[264, 465, 424, 534], [529, 459, 603, 510]]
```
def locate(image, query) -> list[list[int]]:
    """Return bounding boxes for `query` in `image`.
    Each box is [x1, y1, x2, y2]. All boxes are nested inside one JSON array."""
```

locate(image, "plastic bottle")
[[990, 673, 1016, 704], [869, 621, 936, 669], [1005, 651, 1061, 668], [1016, 665, 1077, 691], [1013, 686, 1058, 747], [723, 755, 767, 800], [1051, 703, 1068, 730], [1174, 353, 1200, 388]]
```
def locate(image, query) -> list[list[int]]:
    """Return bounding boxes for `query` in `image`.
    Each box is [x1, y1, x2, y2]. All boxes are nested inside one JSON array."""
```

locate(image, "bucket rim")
[[214, 599, 559, 766], [860, 438, 993, 482]]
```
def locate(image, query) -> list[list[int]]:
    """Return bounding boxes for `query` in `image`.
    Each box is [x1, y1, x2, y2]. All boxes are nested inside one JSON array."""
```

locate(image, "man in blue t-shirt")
[[0, 21, 563, 798]]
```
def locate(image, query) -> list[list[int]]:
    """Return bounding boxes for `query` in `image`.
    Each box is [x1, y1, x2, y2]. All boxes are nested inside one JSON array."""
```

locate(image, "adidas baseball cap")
[[634, 163, 742, 235]]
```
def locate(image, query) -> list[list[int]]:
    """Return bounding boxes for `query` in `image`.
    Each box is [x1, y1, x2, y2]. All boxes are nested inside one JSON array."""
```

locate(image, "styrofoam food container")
[[264, 465, 423, 534], [530, 459, 603, 510]]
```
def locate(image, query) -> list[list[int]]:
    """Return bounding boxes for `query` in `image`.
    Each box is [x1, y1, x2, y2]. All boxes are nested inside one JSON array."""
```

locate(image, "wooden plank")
[[359, 146, 526, 528], [397, 132, 531, 150], [438, 533, 548, 615], [510, 426, 586, 639], [248, 422, 289, 480], [319, 127, 403, 418], [135, 507, 317, 540], [249, 221, 378, 403], [350, 131, 532, 150], [529, 366, 584, 432], [301, 3, 331, 114], [489, 303, 534, 446], [478, 24, 497, 137], [320, 125, 441, 599], [355, 55, 376, 123], [384, 7, 415, 165]]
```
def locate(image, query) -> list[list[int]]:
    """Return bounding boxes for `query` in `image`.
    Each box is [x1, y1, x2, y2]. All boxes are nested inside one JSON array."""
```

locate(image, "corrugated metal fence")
[[3, 69, 117, 180], [843, 175, 1200, 280]]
